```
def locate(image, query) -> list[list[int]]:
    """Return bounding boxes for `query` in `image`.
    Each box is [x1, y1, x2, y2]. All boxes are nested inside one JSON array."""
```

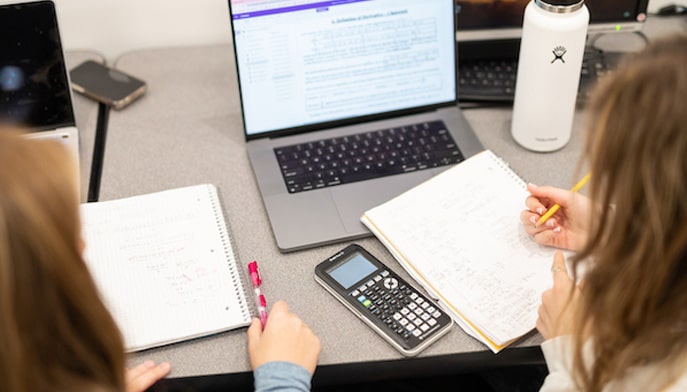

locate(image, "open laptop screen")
[[229, 0, 457, 138], [0, 1, 75, 132]]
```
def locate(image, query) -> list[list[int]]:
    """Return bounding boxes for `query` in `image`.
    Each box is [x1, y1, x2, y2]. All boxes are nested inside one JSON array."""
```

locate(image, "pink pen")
[[248, 261, 269, 329]]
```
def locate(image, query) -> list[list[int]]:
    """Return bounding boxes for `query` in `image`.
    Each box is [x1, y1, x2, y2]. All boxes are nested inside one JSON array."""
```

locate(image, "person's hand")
[[125, 360, 171, 392], [536, 252, 580, 340], [247, 300, 321, 375], [521, 183, 592, 251]]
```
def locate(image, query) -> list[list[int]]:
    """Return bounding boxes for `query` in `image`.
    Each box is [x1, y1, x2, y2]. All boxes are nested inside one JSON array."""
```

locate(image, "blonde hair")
[[570, 35, 687, 391], [0, 130, 126, 391]]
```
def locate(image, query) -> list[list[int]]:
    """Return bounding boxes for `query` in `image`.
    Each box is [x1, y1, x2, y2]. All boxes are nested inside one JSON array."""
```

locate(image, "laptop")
[[228, 0, 484, 252], [0, 0, 80, 177]]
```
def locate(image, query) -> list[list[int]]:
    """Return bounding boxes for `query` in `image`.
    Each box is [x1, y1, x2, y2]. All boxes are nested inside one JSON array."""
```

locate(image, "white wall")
[[53, 0, 674, 62], [54, 0, 231, 62]]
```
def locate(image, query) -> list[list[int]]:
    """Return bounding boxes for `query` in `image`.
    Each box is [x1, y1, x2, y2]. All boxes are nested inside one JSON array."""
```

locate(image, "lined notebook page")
[[362, 150, 558, 353], [81, 184, 251, 352]]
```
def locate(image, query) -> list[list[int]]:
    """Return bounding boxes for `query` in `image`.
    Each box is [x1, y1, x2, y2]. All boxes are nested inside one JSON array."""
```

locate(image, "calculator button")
[[420, 324, 430, 332], [366, 279, 375, 287], [374, 275, 382, 282], [383, 277, 398, 290], [406, 324, 416, 331], [414, 308, 423, 315], [408, 303, 417, 310], [428, 319, 437, 326], [351, 290, 360, 297], [400, 308, 409, 315], [362, 299, 372, 308], [427, 306, 435, 313], [413, 318, 423, 326], [399, 319, 409, 326], [412, 329, 422, 337], [421, 313, 430, 321], [407, 313, 417, 321], [410, 293, 418, 300], [432, 311, 442, 318], [381, 270, 389, 277]]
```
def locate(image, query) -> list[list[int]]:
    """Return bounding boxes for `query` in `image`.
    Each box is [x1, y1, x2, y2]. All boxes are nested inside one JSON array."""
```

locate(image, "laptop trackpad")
[[332, 171, 433, 234]]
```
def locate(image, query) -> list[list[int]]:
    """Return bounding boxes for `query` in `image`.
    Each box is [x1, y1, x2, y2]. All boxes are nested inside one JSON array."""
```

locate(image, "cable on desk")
[[87, 102, 110, 203]]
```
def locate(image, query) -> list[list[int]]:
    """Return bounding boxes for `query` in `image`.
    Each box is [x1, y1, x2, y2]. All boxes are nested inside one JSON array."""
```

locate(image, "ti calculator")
[[315, 244, 452, 356]]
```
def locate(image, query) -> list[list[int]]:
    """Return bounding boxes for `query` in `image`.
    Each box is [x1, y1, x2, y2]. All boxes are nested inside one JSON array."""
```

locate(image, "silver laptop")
[[0, 0, 80, 175], [228, 0, 483, 252]]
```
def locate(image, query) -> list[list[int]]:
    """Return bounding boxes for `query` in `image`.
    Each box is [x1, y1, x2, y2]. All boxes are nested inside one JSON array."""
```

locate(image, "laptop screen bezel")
[[227, 0, 460, 141]]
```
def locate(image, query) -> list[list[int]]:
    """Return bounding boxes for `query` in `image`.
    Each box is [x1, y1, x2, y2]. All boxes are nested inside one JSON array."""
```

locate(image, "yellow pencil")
[[536, 173, 591, 226]]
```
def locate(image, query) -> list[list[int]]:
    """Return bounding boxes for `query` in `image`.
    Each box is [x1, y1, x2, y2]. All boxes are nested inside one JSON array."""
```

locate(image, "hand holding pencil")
[[521, 175, 592, 252], [536, 174, 590, 227]]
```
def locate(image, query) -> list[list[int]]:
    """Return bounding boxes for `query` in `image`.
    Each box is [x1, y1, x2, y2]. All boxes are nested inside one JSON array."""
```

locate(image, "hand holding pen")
[[248, 261, 269, 329], [522, 177, 593, 252]]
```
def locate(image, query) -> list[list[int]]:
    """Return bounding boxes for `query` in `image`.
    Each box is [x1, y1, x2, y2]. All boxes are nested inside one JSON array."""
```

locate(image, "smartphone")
[[315, 244, 452, 356], [69, 60, 146, 110]]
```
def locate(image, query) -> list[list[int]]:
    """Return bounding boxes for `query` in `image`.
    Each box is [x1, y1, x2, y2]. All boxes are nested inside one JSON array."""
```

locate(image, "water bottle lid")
[[535, 0, 584, 13]]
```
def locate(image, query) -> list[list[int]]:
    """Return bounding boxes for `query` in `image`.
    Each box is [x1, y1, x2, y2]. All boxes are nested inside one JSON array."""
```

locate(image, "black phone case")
[[69, 60, 146, 109]]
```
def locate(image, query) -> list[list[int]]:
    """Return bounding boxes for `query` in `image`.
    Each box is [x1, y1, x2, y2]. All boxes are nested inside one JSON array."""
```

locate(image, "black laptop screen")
[[0, 1, 75, 131], [229, 0, 457, 138]]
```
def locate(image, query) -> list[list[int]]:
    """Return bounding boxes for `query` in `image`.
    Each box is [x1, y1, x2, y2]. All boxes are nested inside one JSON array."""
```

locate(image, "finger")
[[551, 251, 572, 287], [247, 317, 263, 348], [528, 185, 572, 209], [521, 209, 540, 226], [525, 194, 548, 215], [126, 361, 155, 380], [127, 362, 171, 392], [522, 210, 558, 232], [269, 300, 289, 315], [531, 227, 561, 246]]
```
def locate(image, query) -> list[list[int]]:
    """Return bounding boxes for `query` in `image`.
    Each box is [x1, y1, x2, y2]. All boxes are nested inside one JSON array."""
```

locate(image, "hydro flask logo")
[[551, 46, 567, 63]]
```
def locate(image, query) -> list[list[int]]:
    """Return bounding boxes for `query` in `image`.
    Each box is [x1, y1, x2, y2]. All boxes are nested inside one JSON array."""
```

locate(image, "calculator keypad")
[[350, 270, 444, 341]]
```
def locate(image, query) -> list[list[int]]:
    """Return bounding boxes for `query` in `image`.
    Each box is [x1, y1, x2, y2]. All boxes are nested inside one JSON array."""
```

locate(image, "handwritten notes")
[[81, 184, 251, 351], [362, 150, 558, 352]]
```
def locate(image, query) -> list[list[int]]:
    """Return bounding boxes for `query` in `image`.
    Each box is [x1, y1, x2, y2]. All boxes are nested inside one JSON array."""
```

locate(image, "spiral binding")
[[207, 184, 255, 321], [487, 150, 528, 190]]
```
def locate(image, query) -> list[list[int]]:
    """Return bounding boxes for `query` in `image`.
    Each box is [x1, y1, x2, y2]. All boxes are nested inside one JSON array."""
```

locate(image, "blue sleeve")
[[254, 361, 312, 392]]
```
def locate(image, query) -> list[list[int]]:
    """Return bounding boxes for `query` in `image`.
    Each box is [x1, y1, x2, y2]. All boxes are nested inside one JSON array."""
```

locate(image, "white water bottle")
[[511, 0, 589, 152]]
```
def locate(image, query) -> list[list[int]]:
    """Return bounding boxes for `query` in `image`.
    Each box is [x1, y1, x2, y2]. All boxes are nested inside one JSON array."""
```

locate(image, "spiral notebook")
[[361, 150, 560, 353], [80, 184, 252, 352]]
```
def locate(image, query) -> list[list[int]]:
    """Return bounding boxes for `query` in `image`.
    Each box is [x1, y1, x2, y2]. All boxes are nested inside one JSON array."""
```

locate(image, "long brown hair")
[[0, 131, 126, 391], [570, 35, 687, 391]]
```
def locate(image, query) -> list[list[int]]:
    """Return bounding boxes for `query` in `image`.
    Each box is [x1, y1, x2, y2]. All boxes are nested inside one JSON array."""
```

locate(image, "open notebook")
[[80, 184, 252, 352], [362, 150, 561, 352]]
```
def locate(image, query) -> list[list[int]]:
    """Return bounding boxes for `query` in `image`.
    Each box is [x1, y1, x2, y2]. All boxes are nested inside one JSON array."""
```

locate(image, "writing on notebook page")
[[362, 150, 561, 352], [81, 185, 251, 351], [84, 198, 226, 308]]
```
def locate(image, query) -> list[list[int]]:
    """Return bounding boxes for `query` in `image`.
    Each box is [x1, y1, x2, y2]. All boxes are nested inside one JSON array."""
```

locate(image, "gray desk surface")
[[91, 15, 686, 380]]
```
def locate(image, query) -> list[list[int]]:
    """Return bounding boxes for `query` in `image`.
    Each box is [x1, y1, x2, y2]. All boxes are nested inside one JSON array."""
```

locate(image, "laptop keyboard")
[[458, 49, 621, 102], [274, 120, 465, 194]]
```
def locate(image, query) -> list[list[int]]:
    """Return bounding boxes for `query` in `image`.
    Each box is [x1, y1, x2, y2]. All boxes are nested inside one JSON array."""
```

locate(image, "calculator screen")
[[328, 253, 377, 290]]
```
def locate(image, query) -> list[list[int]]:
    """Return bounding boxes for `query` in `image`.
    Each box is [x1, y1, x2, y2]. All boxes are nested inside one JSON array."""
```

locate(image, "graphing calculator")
[[315, 244, 452, 356]]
